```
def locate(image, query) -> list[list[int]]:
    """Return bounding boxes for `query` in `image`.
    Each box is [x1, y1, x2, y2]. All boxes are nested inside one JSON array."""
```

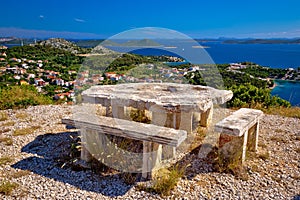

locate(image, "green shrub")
[[0, 85, 52, 110], [145, 165, 186, 196], [228, 84, 290, 109]]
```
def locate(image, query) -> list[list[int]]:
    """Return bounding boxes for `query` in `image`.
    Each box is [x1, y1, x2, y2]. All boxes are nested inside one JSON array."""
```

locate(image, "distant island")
[[101, 39, 162, 47], [223, 38, 300, 44]]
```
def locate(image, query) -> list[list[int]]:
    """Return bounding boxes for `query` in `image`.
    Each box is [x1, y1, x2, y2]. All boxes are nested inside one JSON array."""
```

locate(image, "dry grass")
[[0, 112, 8, 121], [122, 173, 137, 185], [265, 107, 300, 119], [15, 112, 32, 122], [0, 156, 14, 166], [9, 170, 30, 179], [15, 112, 29, 120], [12, 126, 40, 136], [151, 166, 185, 196], [1, 121, 15, 127], [137, 165, 186, 196], [270, 136, 287, 143], [258, 142, 267, 148], [0, 128, 11, 134], [0, 137, 13, 146], [0, 180, 19, 195], [258, 151, 270, 161]]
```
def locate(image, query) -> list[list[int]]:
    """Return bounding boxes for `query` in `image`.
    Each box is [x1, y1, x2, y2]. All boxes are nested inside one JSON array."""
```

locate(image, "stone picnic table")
[[72, 82, 233, 178], [81, 82, 233, 133]]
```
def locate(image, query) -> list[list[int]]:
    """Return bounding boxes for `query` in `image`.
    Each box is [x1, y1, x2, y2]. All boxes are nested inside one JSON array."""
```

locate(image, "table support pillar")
[[112, 105, 126, 119], [179, 111, 193, 134], [200, 107, 213, 127]]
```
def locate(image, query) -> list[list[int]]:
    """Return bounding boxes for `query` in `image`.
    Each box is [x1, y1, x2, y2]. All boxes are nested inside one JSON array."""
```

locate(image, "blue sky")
[[1, 0, 300, 39]]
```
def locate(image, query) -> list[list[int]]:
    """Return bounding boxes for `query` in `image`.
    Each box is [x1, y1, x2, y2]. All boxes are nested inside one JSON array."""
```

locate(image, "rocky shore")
[[0, 105, 299, 199]]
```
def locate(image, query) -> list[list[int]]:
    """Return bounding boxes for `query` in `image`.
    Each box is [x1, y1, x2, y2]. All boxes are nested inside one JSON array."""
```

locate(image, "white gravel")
[[0, 105, 299, 199]]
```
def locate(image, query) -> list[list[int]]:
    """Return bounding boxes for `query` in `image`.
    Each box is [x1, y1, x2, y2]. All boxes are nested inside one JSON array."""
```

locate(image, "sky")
[[1, 0, 300, 39]]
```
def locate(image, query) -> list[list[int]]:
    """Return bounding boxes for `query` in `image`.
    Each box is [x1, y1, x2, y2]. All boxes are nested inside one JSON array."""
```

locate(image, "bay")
[[271, 80, 300, 106]]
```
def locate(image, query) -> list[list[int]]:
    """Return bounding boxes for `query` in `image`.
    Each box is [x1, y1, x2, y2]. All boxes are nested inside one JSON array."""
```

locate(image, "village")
[[0, 44, 203, 103]]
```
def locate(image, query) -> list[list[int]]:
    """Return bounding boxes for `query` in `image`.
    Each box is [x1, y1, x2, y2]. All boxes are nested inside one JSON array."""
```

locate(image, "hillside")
[[0, 105, 299, 199], [36, 38, 81, 54]]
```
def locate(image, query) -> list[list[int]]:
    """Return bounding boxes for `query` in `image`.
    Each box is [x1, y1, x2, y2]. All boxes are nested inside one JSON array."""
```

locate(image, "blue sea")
[[271, 80, 300, 107], [106, 41, 300, 69]]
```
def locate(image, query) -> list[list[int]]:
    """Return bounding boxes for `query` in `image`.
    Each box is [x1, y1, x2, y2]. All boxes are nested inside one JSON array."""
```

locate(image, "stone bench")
[[62, 115, 187, 179], [214, 108, 263, 165]]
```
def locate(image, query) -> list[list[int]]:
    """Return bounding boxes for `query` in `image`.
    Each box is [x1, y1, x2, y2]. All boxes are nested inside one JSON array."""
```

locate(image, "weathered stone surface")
[[215, 108, 263, 136], [62, 115, 187, 147], [82, 83, 233, 113], [214, 108, 263, 165]]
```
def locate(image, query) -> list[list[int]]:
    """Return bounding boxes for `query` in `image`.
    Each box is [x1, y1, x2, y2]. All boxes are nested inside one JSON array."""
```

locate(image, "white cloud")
[[74, 18, 86, 23], [39, 15, 44, 19]]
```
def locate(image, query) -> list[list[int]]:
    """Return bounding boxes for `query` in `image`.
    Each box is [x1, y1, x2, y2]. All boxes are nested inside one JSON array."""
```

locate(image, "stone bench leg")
[[218, 130, 248, 166], [200, 107, 213, 127], [142, 141, 162, 179], [151, 110, 175, 160], [247, 122, 260, 152], [80, 128, 93, 162]]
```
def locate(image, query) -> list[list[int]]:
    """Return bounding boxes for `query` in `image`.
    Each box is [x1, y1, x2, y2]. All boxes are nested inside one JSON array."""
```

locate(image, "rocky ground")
[[0, 105, 299, 199]]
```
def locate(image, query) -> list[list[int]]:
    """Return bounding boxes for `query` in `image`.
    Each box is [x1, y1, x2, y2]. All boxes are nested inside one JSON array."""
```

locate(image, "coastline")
[[269, 80, 277, 90], [271, 79, 300, 107]]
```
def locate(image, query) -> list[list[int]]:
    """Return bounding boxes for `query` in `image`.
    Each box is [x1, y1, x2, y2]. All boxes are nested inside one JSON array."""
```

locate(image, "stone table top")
[[82, 83, 233, 112]]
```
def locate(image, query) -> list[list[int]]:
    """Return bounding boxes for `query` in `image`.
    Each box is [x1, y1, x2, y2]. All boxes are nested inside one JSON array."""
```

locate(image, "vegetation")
[[0, 112, 8, 121], [0, 156, 14, 166], [106, 53, 154, 72], [139, 165, 186, 196], [227, 83, 290, 108], [265, 107, 300, 118], [0, 180, 18, 196], [9, 170, 30, 179], [1, 121, 15, 127], [12, 126, 40, 136], [0, 137, 13, 145], [0, 85, 52, 110], [185, 64, 291, 109]]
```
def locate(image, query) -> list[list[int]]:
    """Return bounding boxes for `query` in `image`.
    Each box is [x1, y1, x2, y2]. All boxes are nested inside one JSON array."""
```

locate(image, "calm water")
[[204, 42, 300, 69], [271, 80, 300, 106], [107, 41, 300, 69]]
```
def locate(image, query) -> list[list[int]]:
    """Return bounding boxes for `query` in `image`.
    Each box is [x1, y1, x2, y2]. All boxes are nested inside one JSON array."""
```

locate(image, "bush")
[[0, 85, 52, 110], [0, 180, 18, 195], [141, 165, 186, 196], [228, 84, 291, 108]]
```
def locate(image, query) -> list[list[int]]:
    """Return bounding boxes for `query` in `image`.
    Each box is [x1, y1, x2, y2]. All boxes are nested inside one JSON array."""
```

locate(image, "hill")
[[36, 38, 81, 54], [223, 38, 300, 44]]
